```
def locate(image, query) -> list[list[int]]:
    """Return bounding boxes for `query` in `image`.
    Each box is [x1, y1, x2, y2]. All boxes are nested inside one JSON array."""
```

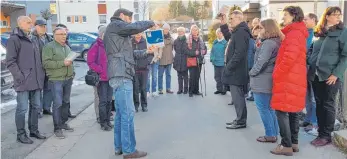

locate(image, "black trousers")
[[188, 65, 201, 94], [312, 75, 340, 139], [214, 66, 224, 92], [276, 111, 300, 147], [177, 70, 188, 92], [133, 70, 148, 109], [97, 81, 113, 125], [230, 85, 247, 124]]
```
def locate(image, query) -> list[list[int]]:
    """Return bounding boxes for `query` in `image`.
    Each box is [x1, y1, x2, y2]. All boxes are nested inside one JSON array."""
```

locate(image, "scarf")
[[164, 33, 171, 39], [187, 34, 206, 55]]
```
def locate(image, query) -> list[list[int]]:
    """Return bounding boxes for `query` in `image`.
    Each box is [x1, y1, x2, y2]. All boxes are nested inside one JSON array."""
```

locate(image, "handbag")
[[85, 45, 101, 86], [187, 57, 197, 67]]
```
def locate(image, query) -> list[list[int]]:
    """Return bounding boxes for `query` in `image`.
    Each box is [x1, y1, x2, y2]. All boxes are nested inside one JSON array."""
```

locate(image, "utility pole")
[[344, 0, 347, 27], [314, 0, 318, 15]]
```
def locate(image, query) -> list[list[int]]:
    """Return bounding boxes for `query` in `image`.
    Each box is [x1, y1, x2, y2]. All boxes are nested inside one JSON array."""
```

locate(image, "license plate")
[[4, 76, 13, 84]]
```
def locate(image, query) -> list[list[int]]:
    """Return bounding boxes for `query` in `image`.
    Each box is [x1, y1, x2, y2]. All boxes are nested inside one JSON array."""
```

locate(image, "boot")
[[67, 103, 76, 118], [292, 144, 299, 152], [17, 134, 34, 144], [270, 144, 293, 156]]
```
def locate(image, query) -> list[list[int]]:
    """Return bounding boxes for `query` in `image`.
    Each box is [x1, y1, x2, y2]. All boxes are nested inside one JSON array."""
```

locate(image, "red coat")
[[271, 22, 308, 113]]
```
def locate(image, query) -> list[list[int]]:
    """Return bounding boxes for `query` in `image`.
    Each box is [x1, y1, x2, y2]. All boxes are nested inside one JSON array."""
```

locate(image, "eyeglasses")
[[331, 13, 342, 17], [55, 33, 67, 36]]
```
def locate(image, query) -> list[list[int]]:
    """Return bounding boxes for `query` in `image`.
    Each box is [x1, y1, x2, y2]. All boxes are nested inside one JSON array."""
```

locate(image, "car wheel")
[[83, 51, 88, 61]]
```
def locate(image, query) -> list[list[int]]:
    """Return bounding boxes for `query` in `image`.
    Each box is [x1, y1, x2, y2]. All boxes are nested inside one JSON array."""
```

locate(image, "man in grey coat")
[[104, 8, 155, 158], [6, 16, 46, 144]]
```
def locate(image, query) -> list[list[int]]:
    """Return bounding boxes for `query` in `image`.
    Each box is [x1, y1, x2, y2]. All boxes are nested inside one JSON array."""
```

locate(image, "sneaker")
[[62, 124, 74, 132], [166, 90, 174, 94], [54, 130, 65, 139], [101, 124, 112, 131], [158, 90, 164, 94], [307, 127, 318, 136], [152, 92, 159, 97]]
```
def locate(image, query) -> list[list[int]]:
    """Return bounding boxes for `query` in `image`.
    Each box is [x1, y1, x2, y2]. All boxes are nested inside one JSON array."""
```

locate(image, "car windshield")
[[1, 44, 6, 61]]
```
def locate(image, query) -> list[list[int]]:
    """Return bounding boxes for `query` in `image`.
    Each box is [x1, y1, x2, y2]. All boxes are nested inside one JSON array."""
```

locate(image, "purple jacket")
[[87, 38, 108, 81]]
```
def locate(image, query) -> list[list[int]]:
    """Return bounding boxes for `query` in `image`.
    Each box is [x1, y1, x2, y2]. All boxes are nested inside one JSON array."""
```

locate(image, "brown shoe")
[[256, 136, 277, 143], [270, 144, 293, 156], [123, 150, 147, 159], [292, 144, 299, 152], [311, 138, 331, 147]]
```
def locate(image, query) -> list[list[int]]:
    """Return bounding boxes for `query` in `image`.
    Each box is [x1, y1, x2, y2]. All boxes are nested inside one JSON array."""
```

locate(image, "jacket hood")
[[282, 22, 309, 38], [12, 27, 27, 38], [213, 39, 227, 45], [96, 38, 105, 47], [233, 21, 252, 37]]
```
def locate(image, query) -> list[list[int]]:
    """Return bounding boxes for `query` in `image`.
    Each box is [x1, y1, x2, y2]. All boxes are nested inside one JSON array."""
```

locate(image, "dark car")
[[1, 44, 14, 91]]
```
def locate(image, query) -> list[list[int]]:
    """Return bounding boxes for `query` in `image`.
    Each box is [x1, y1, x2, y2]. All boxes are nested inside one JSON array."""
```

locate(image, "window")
[[67, 16, 71, 23], [2, 21, 8, 27], [134, 14, 139, 21], [69, 34, 87, 42], [133, 1, 138, 9], [82, 16, 87, 23], [75, 16, 79, 22], [135, 8, 139, 13], [99, 15, 106, 24], [98, 0, 106, 3]]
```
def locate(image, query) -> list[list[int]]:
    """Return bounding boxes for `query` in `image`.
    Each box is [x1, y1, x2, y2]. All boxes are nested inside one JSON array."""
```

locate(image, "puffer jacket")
[[210, 39, 227, 67], [87, 38, 109, 81], [173, 35, 189, 72], [103, 17, 154, 81], [271, 22, 308, 113]]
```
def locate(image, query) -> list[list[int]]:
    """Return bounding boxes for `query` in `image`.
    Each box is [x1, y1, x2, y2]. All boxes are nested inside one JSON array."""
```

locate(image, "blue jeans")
[[147, 62, 158, 93], [16, 90, 41, 135], [41, 88, 53, 111], [114, 79, 136, 154], [253, 92, 279, 137], [158, 64, 172, 91], [304, 81, 317, 126], [50, 78, 73, 130]]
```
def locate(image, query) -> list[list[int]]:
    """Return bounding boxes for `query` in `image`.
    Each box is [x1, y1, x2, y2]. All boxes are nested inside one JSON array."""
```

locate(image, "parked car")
[[1, 44, 14, 92], [87, 32, 98, 37]]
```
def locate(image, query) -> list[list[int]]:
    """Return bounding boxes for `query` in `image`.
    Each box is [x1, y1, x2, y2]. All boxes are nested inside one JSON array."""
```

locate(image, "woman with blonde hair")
[[250, 18, 281, 143], [186, 25, 207, 97]]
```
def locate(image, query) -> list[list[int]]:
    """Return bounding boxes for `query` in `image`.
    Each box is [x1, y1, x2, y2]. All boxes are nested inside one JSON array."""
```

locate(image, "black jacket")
[[6, 28, 45, 91], [104, 17, 154, 81], [131, 37, 153, 70], [173, 36, 189, 72], [220, 22, 251, 86], [31, 30, 53, 62]]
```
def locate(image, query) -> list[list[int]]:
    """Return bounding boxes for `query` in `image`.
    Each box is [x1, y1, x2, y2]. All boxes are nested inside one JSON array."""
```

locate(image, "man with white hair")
[[6, 16, 46, 144], [219, 10, 251, 129]]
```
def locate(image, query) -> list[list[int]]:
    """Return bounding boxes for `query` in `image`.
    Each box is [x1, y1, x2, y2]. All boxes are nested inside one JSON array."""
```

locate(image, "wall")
[[1, 11, 11, 33]]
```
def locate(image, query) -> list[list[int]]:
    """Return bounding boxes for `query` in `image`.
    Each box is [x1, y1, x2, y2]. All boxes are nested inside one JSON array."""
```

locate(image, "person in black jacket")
[[219, 10, 251, 129], [31, 20, 53, 116], [173, 27, 189, 94], [132, 33, 153, 112], [6, 16, 46, 144]]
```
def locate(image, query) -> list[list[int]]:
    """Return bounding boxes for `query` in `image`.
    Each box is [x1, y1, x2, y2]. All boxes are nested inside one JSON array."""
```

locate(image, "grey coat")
[[104, 17, 154, 86], [159, 35, 174, 66], [249, 38, 281, 94], [6, 28, 45, 92]]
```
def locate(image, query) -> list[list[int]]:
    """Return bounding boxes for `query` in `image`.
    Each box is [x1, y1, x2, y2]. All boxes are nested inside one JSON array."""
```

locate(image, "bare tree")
[[40, 9, 53, 22], [138, 0, 149, 20]]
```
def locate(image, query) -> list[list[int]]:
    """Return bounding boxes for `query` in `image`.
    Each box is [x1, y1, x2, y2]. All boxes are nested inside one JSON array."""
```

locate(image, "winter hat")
[[98, 25, 107, 37], [162, 23, 170, 30]]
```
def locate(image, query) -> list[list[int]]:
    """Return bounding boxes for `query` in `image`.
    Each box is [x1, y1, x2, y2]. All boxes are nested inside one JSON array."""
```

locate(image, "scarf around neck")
[[187, 34, 206, 54]]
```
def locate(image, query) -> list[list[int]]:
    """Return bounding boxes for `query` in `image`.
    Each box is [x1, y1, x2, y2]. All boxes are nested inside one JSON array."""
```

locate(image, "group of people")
[[6, 16, 77, 143], [5, 4, 347, 159], [211, 6, 346, 156]]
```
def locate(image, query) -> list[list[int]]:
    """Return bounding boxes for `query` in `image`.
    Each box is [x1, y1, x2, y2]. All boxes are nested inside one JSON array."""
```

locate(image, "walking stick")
[[198, 60, 204, 98], [203, 59, 207, 96]]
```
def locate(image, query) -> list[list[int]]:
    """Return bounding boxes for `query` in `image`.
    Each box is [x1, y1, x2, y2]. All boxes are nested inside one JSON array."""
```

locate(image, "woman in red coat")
[[270, 6, 308, 156]]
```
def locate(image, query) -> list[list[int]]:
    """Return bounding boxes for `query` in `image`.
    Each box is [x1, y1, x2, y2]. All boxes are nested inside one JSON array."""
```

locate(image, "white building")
[[56, 0, 149, 32]]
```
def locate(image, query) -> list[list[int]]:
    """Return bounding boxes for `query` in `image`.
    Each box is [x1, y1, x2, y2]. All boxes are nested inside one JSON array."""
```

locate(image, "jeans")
[[133, 70, 148, 109], [16, 90, 41, 135], [42, 89, 53, 111], [304, 80, 317, 126], [158, 64, 172, 91], [230, 85, 247, 125], [312, 75, 340, 139], [50, 78, 73, 131], [93, 87, 99, 119], [188, 65, 202, 93], [147, 62, 159, 93], [214, 66, 224, 92], [98, 81, 112, 125], [177, 70, 188, 92], [253, 93, 278, 137], [276, 111, 300, 147], [114, 79, 136, 154]]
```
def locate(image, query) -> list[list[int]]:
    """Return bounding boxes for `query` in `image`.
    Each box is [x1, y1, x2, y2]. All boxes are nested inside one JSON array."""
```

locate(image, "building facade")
[[1, 1, 26, 33], [56, 0, 148, 32]]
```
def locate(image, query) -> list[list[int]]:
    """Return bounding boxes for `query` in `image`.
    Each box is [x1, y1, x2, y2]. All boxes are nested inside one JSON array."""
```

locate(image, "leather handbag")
[[187, 57, 197, 67], [85, 45, 100, 86]]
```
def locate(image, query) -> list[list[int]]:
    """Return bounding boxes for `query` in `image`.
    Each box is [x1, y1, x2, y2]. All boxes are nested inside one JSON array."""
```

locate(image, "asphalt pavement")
[[22, 61, 345, 159], [1, 61, 93, 159]]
